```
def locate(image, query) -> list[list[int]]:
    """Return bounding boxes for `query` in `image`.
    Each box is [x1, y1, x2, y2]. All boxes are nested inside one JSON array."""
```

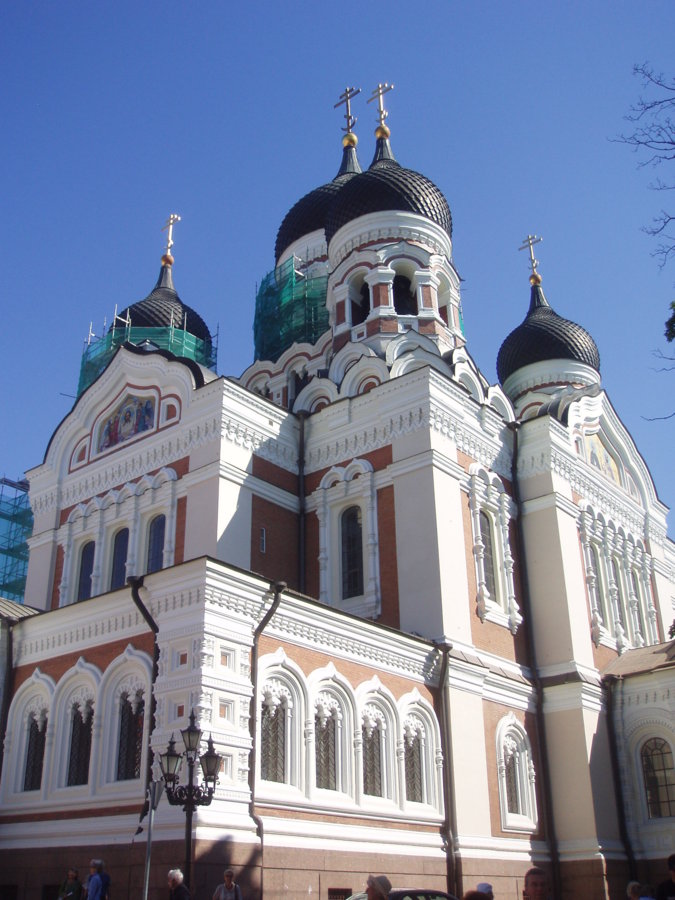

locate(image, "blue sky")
[[1, 2, 673, 533]]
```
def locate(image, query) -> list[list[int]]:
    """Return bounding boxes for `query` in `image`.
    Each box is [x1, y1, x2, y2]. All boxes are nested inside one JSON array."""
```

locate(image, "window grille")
[[641, 737, 675, 818], [316, 712, 337, 790], [404, 732, 423, 802], [77, 541, 95, 601], [504, 742, 520, 814], [362, 722, 382, 797], [341, 506, 363, 599], [67, 702, 93, 786], [146, 515, 166, 574], [479, 511, 497, 600], [23, 713, 46, 791], [110, 528, 129, 590], [117, 692, 144, 781], [261, 700, 286, 782]]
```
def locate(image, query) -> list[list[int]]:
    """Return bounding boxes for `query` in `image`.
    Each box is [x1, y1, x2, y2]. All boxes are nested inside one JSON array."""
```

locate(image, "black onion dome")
[[275, 142, 362, 262], [324, 135, 452, 245], [497, 278, 600, 384], [114, 262, 211, 344]]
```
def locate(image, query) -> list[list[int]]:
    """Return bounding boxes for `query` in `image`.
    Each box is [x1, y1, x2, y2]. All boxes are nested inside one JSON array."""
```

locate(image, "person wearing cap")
[[85, 861, 103, 900], [476, 883, 494, 899], [366, 875, 392, 900]]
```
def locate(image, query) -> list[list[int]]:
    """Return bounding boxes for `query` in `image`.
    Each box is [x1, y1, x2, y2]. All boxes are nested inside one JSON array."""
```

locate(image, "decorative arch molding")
[[294, 379, 339, 414], [389, 350, 449, 381], [397, 689, 443, 812], [385, 331, 440, 366], [485, 385, 515, 423], [339, 357, 390, 398], [329, 342, 378, 386], [495, 712, 538, 832], [468, 464, 520, 633], [1, 668, 56, 801]]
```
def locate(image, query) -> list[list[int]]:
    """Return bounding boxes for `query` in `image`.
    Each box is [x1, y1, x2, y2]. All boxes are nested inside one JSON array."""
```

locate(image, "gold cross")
[[162, 213, 181, 256], [367, 82, 394, 128], [519, 234, 543, 275], [334, 86, 361, 134]]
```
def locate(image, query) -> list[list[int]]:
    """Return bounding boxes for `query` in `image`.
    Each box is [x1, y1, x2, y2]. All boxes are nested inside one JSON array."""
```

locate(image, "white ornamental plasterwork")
[[203, 585, 261, 622], [362, 703, 387, 736], [520, 446, 649, 539], [262, 678, 294, 715], [403, 714, 426, 744], [25, 694, 50, 726], [14, 610, 146, 663], [69, 685, 95, 712], [220, 412, 297, 472], [198, 636, 215, 670]]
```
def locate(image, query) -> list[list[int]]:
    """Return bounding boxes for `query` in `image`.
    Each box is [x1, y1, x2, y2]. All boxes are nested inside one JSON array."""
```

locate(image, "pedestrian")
[[213, 868, 243, 900], [86, 861, 103, 900], [522, 867, 548, 900], [168, 869, 190, 900], [656, 854, 675, 900], [628, 883, 643, 899], [476, 883, 494, 899], [58, 867, 83, 900], [97, 860, 110, 900], [366, 875, 392, 900]]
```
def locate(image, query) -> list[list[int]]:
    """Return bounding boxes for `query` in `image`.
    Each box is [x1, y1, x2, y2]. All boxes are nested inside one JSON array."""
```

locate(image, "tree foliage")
[[618, 63, 675, 341]]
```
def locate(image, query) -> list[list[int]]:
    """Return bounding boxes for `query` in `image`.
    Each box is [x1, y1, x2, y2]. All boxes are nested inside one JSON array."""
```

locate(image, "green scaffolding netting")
[[77, 325, 217, 398], [254, 257, 329, 363], [0, 478, 32, 603]]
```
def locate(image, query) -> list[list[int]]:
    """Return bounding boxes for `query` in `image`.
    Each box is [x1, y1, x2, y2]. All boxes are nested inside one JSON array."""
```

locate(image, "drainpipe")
[[297, 412, 307, 595], [508, 422, 562, 899], [434, 640, 460, 899], [602, 674, 636, 880], [248, 580, 286, 899]]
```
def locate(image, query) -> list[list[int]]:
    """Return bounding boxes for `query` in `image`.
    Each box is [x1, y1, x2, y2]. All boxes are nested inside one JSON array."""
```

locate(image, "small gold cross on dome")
[[519, 234, 543, 276], [334, 86, 361, 134], [368, 82, 394, 128], [162, 213, 181, 257]]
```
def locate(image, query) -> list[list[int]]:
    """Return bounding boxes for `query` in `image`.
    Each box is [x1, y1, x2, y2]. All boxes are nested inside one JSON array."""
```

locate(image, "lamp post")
[[159, 709, 222, 889]]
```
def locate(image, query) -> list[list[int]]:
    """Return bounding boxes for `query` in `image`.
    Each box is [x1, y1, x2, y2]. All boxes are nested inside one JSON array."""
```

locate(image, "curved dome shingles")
[[325, 160, 452, 245], [497, 282, 600, 384], [114, 265, 211, 345]]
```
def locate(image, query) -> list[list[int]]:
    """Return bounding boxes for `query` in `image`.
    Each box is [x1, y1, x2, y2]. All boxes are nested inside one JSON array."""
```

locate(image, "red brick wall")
[[377, 485, 399, 628], [252, 455, 299, 495], [250, 495, 299, 590], [174, 495, 186, 565], [50, 544, 64, 610]]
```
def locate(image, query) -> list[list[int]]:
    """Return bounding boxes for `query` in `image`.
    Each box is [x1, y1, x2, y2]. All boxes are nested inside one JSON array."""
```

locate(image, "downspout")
[[127, 576, 160, 803], [297, 412, 307, 594], [602, 674, 636, 879], [249, 580, 286, 899], [434, 640, 460, 899], [508, 422, 562, 899]]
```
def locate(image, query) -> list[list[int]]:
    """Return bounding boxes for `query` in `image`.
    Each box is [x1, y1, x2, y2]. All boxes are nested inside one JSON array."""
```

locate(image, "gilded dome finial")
[[335, 86, 361, 147], [161, 213, 181, 266], [368, 82, 394, 138], [519, 233, 543, 284]]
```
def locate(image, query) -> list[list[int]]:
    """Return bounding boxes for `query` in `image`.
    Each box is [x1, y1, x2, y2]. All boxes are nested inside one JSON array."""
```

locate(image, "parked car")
[[347, 891, 459, 900]]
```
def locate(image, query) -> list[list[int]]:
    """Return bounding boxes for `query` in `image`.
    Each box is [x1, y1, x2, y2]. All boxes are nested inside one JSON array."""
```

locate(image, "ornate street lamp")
[[159, 709, 222, 888]]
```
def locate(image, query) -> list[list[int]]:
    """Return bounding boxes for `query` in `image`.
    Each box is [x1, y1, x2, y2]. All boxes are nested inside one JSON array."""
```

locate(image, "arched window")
[[610, 557, 627, 630], [341, 506, 363, 600], [404, 724, 424, 803], [261, 696, 287, 783], [362, 720, 383, 797], [146, 515, 165, 574], [641, 738, 675, 818], [352, 282, 370, 326], [77, 541, 95, 601], [23, 713, 47, 792], [110, 528, 129, 591], [496, 715, 537, 832], [315, 707, 338, 791], [392, 275, 417, 316], [67, 701, 93, 786], [479, 511, 497, 601], [631, 568, 647, 642], [116, 690, 144, 781], [589, 544, 604, 626]]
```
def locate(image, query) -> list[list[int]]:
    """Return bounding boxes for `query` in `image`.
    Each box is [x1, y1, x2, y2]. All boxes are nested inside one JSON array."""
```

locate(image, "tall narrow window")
[[146, 515, 166, 574], [589, 544, 604, 626], [479, 511, 497, 601], [504, 737, 521, 814], [110, 528, 129, 591], [610, 558, 626, 629], [77, 541, 95, 601], [315, 711, 337, 790], [404, 730, 423, 803], [631, 568, 647, 641], [261, 698, 286, 783], [23, 713, 47, 792], [496, 715, 538, 831], [362, 721, 382, 797], [341, 506, 363, 599], [641, 738, 675, 818], [67, 702, 93, 786], [116, 691, 144, 781]]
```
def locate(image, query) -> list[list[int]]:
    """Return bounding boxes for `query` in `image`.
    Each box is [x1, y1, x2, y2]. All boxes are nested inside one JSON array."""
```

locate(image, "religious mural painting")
[[96, 393, 156, 454]]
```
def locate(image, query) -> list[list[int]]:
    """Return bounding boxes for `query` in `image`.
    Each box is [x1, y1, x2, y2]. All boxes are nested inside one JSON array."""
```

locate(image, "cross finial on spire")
[[334, 86, 361, 134], [368, 82, 394, 129], [519, 234, 543, 277], [162, 214, 181, 260]]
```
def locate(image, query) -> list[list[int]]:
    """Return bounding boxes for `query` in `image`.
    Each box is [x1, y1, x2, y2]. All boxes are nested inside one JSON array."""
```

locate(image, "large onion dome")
[[275, 137, 362, 263], [324, 129, 452, 245], [497, 273, 600, 385], [115, 258, 211, 344]]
